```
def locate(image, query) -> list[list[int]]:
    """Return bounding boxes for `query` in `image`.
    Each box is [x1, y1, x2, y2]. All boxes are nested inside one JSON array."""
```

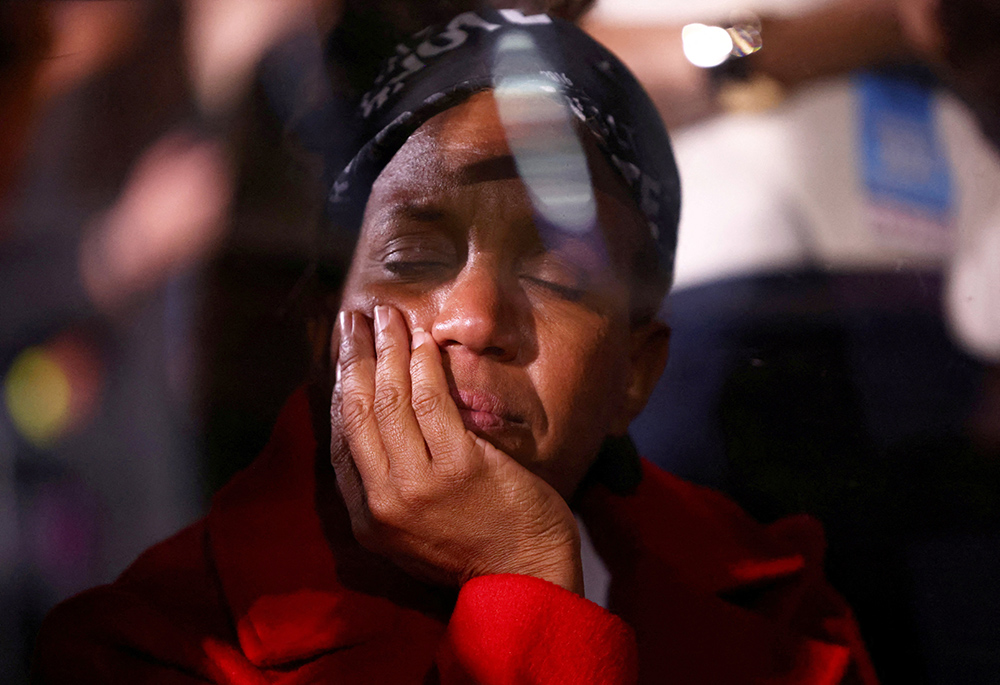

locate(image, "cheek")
[[340, 282, 439, 332], [340, 245, 439, 327], [526, 319, 629, 498], [530, 317, 629, 454]]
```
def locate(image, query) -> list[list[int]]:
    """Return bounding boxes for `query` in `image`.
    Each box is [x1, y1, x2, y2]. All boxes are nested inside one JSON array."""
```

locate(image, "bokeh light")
[[682, 23, 734, 69], [3, 333, 103, 448], [4, 347, 72, 447]]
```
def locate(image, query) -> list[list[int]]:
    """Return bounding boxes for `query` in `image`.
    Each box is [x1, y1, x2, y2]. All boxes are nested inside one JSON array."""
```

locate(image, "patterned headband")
[[325, 8, 681, 280]]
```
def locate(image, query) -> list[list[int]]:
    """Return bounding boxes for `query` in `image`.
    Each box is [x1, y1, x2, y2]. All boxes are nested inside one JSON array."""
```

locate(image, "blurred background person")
[[0, 1, 339, 681], [584, 0, 1000, 682]]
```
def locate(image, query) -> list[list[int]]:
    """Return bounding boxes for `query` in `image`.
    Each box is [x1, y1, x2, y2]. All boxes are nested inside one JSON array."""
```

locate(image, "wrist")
[[488, 526, 585, 596], [525, 549, 585, 596]]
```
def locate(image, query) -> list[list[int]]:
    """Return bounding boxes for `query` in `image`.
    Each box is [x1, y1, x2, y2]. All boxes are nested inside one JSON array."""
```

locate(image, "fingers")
[[409, 327, 475, 465], [372, 306, 430, 475], [335, 310, 389, 486], [330, 349, 367, 514], [335, 305, 474, 493]]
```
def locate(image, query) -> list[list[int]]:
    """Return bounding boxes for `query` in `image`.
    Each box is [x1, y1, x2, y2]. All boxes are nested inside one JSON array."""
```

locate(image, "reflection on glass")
[[493, 30, 597, 236]]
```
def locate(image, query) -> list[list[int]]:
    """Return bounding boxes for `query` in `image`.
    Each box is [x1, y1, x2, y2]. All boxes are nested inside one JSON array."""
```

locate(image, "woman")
[[33, 10, 875, 683]]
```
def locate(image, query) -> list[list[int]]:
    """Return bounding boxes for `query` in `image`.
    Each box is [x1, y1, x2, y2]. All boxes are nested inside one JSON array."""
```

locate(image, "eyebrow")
[[397, 203, 447, 222], [458, 149, 633, 210], [457, 155, 521, 185]]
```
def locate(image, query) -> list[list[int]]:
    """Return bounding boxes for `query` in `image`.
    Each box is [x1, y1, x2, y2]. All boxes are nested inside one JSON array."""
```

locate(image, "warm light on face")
[[681, 23, 735, 68]]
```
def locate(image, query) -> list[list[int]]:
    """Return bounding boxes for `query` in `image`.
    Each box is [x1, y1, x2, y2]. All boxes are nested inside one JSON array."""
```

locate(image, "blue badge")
[[856, 71, 954, 252]]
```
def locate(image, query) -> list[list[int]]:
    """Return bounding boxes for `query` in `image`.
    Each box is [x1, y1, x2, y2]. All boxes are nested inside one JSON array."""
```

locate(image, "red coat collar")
[[578, 462, 818, 598]]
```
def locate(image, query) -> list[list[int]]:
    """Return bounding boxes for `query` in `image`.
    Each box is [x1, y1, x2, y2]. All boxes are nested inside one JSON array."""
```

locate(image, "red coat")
[[33, 390, 877, 684]]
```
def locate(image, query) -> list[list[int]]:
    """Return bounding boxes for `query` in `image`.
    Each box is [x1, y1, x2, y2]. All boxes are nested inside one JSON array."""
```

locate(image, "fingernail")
[[338, 311, 352, 353], [374, 305, 389, 335], [411, 328, 427, 351]]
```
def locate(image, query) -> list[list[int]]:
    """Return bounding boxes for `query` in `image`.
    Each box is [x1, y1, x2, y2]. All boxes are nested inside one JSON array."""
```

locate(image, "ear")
[[610, 319, 671, 435]]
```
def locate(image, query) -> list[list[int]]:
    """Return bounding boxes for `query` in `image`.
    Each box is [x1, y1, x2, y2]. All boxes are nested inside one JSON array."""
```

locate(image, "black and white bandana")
[[325, 8, 681, 279]]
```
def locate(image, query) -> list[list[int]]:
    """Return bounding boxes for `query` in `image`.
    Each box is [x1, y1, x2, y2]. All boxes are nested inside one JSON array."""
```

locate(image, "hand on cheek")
[[330, 306, 584, 594]]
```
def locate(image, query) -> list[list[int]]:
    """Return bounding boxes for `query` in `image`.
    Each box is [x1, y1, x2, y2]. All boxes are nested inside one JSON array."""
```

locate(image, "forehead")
[[369, 92, 525, 204], [363, 91, 645, 247]]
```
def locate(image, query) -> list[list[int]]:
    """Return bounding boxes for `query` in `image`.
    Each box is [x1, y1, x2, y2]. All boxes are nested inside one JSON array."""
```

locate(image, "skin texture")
[[330, 92, 670, 595]]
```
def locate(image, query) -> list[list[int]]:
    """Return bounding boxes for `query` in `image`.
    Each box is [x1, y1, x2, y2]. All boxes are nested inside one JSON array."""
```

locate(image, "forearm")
[[748, 0, 913, 88], [581, 20, 718, 128], [583, 0, 916, 129]]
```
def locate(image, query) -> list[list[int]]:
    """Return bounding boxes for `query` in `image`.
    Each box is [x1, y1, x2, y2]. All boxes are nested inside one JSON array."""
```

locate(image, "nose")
[[430, 262, 522, 362]]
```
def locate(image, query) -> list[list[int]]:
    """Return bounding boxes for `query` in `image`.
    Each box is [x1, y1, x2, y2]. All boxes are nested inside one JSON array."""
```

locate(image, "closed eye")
[[376, 228, 459, 281], [384, 259, 452, 279], [521, 275, 586, 302]]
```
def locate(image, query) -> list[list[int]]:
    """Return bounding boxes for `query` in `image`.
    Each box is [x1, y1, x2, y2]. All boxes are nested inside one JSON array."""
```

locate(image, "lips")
[[451, 389, 524, 432]]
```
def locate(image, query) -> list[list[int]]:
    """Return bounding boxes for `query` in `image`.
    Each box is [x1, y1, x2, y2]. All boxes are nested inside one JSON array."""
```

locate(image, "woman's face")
[[337, 92, 668, 498]]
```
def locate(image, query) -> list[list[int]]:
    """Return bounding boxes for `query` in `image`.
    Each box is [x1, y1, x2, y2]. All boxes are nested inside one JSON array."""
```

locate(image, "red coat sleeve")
[[437, 574, 638, 684]]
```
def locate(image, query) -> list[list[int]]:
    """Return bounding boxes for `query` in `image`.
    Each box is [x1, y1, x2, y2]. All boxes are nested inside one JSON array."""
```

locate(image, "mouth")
[[451, 389, 525, 433]]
